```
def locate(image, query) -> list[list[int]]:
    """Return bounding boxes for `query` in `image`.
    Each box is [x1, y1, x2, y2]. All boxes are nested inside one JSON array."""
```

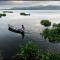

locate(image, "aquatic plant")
[[2, 14, 6, 16], [0, 13, 6, 17], [0, 14, 2, 17], [11, 41, 43, 60], [11, 41, 60, 60], [53, 23, 58, 28], [42, 23, 60, 42], [20, 12, 30, 16], [40, 20, 51, 27]]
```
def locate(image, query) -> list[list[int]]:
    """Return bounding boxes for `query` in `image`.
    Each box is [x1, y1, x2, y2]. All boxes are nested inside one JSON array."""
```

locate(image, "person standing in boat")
[[21, 25, 25, 31], [21, 25, 25, 39]]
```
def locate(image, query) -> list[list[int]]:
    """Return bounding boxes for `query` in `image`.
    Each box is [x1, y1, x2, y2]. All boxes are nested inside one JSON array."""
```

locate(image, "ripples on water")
[[0, 10, 60, 59]]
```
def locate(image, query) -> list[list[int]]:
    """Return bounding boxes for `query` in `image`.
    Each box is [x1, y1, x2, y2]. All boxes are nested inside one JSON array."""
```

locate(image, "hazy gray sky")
[[0, 1, 60, 5], [0, 1, 60, 9]]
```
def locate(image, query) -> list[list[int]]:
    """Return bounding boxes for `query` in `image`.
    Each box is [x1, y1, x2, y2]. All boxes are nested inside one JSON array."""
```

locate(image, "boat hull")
[[8, 26, 24, 34]]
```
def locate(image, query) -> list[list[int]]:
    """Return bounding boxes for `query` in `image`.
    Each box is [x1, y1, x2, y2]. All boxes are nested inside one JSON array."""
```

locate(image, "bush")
[[53, 23, 60, 28], [2, 14, 6, 16], [53, 23, 58, 28], [0, 14, 2, 17], [40, 20, 51, 27], [20, 12, 30, 16], [20, 12, 26, 15], [0, 13, 6, 17], [16, 41, 41, 60], [11, 41, 60, 60], [42, 25, 60, 42], [11, 41, 43, 60]]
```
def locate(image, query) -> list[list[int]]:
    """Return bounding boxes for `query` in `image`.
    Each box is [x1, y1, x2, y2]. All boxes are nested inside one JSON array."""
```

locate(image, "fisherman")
[[21, 25, 25, 39], [21, 25, 25, 31]]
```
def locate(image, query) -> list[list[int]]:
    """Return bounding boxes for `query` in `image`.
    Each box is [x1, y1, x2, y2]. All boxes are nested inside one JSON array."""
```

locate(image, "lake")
[[0, 10, 60, 59]]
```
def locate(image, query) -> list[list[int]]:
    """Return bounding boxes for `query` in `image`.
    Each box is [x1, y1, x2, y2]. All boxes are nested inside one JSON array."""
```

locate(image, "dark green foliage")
[[20, 12, 30, 16], [53, 23, 60, 28], [0, 13, 6, 18], [13, 41, 41, 60], [2, 14, 6, 16], [0, 14, 2, 18], [41, 53, 60, 60], [42, 23, 60, 42], [20, 12, 26, 15], [53, 23, 58, 28], [11, 41, 60, 60], [40, 20, 51, 27], [42, 28, 49, 39]]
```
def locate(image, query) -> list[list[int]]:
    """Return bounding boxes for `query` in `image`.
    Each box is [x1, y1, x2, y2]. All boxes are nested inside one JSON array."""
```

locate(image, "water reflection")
[[8, 26, 25, 40], [21, 31, 25, 40], [1, 10, 60, 59]]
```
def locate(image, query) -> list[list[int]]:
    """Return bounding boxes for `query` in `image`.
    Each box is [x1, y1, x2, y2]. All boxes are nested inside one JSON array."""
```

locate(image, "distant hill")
[[10, 5, 60, 10]]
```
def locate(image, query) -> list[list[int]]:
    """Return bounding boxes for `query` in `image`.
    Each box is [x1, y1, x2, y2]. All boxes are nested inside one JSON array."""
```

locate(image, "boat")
[[8, 24, 24, 34]]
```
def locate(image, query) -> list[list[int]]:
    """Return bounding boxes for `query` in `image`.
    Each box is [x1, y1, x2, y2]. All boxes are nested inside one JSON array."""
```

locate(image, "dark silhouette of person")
[[21, 25, 25, 39], [22, 25, 25, 31]]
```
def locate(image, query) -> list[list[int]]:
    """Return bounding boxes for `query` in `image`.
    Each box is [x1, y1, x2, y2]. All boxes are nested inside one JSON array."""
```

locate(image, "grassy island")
[[0, 13, 6, 17], [20, 12, 30, 16], [11, 41, 60, 60], [40, 20, 51, 27], [0, 41, 60, 60], [42, 23, 60, 42]]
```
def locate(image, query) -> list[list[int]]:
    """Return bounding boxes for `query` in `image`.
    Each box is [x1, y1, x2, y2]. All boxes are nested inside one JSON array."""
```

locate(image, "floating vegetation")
[[0, 13, 6, 18], [11, 41, 60, 60], [40, 20, 51, 27], [20, 12, 30, 16], [42, 23, 60, 42]]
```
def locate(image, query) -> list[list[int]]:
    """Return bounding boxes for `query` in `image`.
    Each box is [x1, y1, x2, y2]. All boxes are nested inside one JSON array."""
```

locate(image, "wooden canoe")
[[8, 24, 24, 34]]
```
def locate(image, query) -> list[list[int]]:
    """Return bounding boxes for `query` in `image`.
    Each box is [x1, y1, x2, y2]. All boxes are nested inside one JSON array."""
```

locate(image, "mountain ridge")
[[10, 5, 60, 10]]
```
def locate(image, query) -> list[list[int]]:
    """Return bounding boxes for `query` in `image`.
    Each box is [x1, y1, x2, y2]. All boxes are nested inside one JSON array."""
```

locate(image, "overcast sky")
[[0, 1, 60, 9], [0, 1, 60, 5]]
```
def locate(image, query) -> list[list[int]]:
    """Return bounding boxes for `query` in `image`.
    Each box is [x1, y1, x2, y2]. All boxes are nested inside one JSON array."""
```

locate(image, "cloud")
[[0, 1, 60, 5], [0, 1, 60, 9]]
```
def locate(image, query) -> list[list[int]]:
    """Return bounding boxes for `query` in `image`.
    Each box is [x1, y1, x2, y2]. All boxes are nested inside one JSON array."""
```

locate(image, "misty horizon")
[[0, 1, 60, 10]]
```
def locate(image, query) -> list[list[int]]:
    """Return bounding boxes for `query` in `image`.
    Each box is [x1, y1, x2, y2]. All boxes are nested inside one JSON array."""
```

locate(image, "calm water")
[[0, 10, 60, 59]]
